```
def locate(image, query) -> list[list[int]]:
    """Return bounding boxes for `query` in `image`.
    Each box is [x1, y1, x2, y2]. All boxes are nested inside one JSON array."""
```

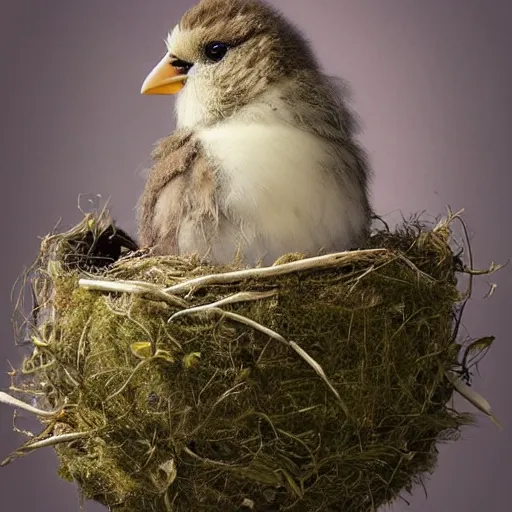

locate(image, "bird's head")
[[140, 0, 318, 128]]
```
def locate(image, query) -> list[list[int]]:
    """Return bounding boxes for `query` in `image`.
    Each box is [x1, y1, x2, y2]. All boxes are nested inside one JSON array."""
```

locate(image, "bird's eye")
[[204, 42, 229, 62]]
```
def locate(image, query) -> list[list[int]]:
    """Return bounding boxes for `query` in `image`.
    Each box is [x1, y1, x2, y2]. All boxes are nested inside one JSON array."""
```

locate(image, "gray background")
[[1, 1, 510, 510]]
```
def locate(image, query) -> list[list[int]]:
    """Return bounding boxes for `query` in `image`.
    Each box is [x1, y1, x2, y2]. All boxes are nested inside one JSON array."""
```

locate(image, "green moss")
[[9, 213, 479, 511]]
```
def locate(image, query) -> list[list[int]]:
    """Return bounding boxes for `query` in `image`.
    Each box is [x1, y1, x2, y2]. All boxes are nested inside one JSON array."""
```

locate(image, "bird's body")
[[138, 0, 372, 266]]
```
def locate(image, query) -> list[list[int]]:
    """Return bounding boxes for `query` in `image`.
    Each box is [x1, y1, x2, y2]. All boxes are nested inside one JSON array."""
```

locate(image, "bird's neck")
[[175, 81, 299, 132], [174, 75, 355, 151]]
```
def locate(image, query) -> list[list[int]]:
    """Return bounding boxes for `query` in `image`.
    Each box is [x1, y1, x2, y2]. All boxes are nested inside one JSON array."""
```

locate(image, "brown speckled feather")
[[137, 131, 218, 254]]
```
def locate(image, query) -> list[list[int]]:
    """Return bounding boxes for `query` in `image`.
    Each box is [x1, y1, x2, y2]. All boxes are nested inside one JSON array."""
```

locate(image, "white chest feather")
[[175, 87, 367, 265]]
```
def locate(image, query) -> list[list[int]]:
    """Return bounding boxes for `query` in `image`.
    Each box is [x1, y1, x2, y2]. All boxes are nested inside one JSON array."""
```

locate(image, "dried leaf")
[[183, 352, 201, 369], [463, 336, 495, 365], [130, 341, 153, 359]]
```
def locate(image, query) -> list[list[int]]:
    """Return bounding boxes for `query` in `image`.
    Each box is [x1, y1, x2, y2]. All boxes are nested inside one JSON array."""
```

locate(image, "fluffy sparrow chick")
[[138, 0, 372, 266]]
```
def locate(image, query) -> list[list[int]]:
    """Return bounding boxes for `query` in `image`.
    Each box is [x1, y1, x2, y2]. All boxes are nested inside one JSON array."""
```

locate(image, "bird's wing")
[[137, 131, 218, 255], [137, 132, 196, 251]]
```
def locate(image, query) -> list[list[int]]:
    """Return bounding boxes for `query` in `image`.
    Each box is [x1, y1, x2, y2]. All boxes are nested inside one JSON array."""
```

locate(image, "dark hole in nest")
[[63, 223, 139, 272], [28, 219, 139, 331]]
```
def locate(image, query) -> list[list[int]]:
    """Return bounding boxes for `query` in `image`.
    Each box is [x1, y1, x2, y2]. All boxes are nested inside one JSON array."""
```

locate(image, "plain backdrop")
[[0, 1, 511, 511]]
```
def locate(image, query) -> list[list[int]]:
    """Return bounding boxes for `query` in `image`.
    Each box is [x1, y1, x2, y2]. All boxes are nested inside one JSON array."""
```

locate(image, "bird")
[[137, 0, 372, 267]]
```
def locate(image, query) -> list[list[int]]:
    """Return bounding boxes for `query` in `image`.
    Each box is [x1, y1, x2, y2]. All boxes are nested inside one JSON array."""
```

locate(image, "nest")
[[1, 211, 498, 511]]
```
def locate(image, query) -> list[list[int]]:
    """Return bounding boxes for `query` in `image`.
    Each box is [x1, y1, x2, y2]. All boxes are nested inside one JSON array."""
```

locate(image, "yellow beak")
[[140, 54, 187, 95]]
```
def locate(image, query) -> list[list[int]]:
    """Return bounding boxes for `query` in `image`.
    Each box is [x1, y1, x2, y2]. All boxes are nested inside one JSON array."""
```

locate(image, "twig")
[[462, 263, 505, 276], [1, 431, 89, 467], [164, 249, 388, 296], [169, 290, 278, 322], [0, 391, 63, 418], [78, 278, 188, 308], [14, 431, 88, 451]]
